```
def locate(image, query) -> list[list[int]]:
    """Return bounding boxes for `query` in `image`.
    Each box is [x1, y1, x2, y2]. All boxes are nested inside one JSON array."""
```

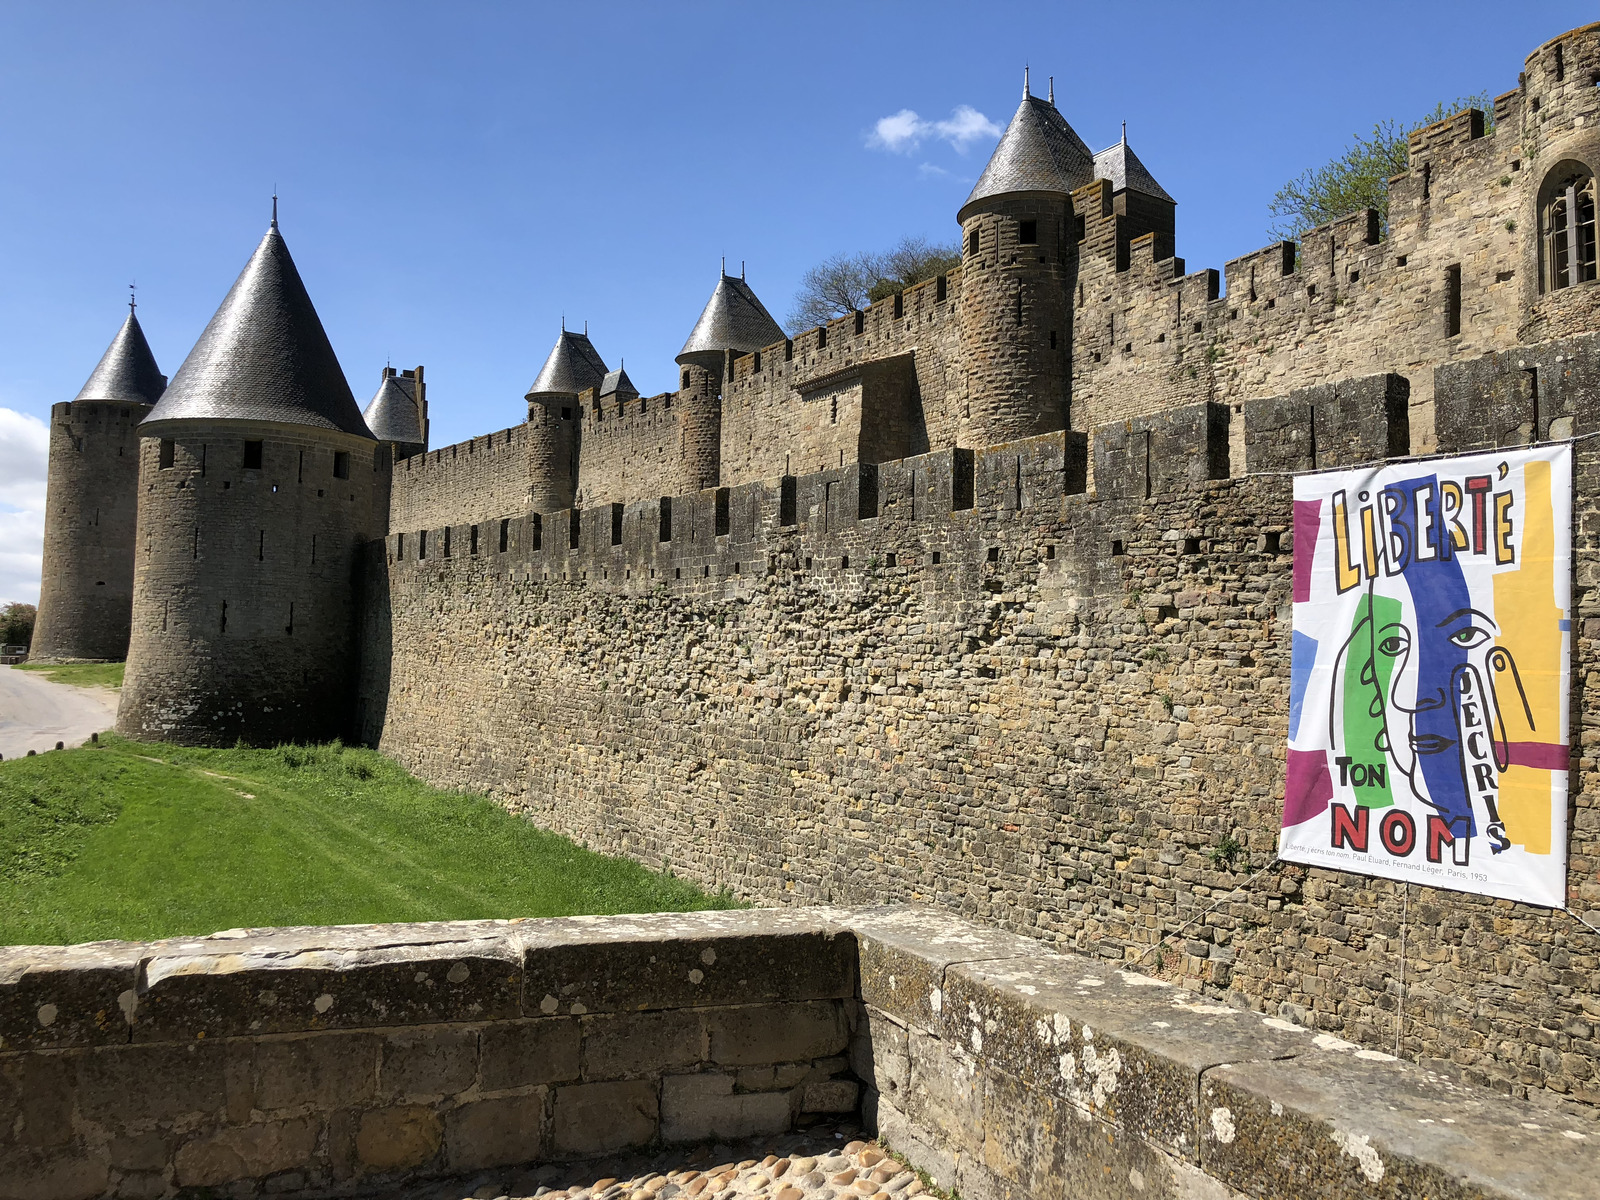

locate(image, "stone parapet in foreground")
[[1, 907, 1596, 1199]]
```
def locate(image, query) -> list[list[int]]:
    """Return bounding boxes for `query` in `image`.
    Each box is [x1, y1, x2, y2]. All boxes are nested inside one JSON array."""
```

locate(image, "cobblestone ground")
[[394, 1124, 942, 1200]]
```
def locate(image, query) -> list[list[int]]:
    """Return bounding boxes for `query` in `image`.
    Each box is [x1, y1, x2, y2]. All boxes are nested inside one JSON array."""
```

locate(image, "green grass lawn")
[[15, 661, 125, 688], [0, 735, 734, 945]]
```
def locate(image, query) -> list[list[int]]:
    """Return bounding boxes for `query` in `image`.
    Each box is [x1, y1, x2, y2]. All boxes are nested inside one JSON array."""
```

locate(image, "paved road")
[[0, 664, 120, 759]]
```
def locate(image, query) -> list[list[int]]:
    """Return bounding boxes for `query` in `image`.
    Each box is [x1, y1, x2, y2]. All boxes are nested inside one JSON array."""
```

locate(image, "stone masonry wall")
[[4, 908, 1596, 1200], [364, 337, 1600, 1110], [389, 426, 531, 532]]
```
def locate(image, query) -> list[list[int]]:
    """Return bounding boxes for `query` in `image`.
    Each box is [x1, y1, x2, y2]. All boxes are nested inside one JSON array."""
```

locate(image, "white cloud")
[[0, 407, 48, 606], [867, 105, 1001, 155]]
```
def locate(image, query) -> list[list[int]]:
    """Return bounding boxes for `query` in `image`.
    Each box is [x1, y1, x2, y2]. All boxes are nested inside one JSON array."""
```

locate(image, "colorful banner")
[[1279, 445, 1572, 907]]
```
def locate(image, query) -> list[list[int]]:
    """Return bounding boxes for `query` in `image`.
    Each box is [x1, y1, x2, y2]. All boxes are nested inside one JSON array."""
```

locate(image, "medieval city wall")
[[388, 425, 531, 532], [361, 336, 1600, 1108], [720, 272, 964, 485], [573, 388, 700, 509]]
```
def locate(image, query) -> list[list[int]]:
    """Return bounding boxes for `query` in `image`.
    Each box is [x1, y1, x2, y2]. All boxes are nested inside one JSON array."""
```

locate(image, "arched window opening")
[[1541, 163, 1597, 292]]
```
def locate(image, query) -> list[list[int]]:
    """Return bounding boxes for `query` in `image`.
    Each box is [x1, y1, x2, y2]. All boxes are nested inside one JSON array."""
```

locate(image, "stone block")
[[706, 1001, 847, 1066], [942, 954, 1306, 1156], [77, 1040, 228, 1125], [1202, 1051, 1600, 1200], [480, 1018, 581, 1091], [380, 1026, 478, 1099], [0, 941, 142, 1051], [551, 1079, 658, 1157], [107, 1132, 169, 1173], [445, 1092, 545, 1170], [172, 1118, 319, 1188], [0, 1052, 74, 1148], [0, 1147, 111, 1200], [133, 922, 523, 1041], [581, 1009, 704, 1079], [355, 1103, 443, 1173], [905, 1029, 983, 1155], [253, 1031, 378, 1111], [660, 1072, 793, 1142], [521, 910, 856, 1017], [802, 1078, 859, 1113], [850, 1006, 910, 1106], [846, 906, 1039, 1033]]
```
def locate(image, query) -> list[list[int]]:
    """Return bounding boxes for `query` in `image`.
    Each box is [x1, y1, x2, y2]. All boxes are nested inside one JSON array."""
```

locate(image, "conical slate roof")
[[677, 274, 785, 364], [363, 371, 425, 448], [959, 93, 1094, 220], [1092, 130, 1174, 203], [599, 365, 638, 398], [142, 222, 372, 438], [74, 309, 166, 404], [526, 330, 608, 398]]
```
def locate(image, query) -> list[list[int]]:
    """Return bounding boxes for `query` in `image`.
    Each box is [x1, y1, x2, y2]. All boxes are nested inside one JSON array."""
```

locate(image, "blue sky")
[[0, 0, 1593, 604]]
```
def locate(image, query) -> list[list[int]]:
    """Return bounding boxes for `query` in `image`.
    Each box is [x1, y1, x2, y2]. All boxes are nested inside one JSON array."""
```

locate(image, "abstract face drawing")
[[1331, 473, 1534, 859]]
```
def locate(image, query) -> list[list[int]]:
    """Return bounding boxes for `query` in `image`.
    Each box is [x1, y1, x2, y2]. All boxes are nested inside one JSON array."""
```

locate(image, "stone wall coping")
[[3, 906, 1599, 1198]]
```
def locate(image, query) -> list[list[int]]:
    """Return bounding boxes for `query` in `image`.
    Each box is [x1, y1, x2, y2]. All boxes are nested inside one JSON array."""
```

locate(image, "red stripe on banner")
[[1293, 499, 1321, 604], [1283, 748, 1333, 826], [1507, 742, 1568, 770]]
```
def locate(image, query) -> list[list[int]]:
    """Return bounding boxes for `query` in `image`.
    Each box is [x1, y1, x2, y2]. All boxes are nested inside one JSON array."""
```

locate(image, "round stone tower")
[[117, 214, 385, 746], [30, 305, 166, 662], [525, 328, 606, 512], [675, 270, 785, 491], [1519, 24, 1600, 341], [955, 74, 1089, 445]]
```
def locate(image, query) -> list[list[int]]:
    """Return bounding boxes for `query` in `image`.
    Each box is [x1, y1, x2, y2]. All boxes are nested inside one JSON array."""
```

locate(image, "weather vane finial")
[[128, 281, 137, 313], [1023, 64, 1030, 99], [1048, 75, 1054, 105], [271, 188, 278, 230]]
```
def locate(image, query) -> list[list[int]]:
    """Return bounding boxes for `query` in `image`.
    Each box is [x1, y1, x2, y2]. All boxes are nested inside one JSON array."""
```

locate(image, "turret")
[[1091, 123, 1176, 266], [956, 71, 1088, 444], [363, 365, 427, 460], [117, 211, 386, 746], [676, 269, 784, 491], [525, 328, 606, 513], [30, 303, 166, 663]]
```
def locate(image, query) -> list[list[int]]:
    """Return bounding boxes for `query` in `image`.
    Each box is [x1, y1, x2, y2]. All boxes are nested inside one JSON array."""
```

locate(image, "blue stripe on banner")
[[1290, 630, 1317, 742]]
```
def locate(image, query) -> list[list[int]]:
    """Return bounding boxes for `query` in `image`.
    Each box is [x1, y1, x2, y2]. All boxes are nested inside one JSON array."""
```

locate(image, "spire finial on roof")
[[271, 189, 278, 230], [1121, 119, 1127, 144], [128, 281, 137, 313], [561, 313, 565, 332], [741, 260, 745, 280], [1048, 76, 1054, 105], [584, 320, 588, 334], [721, 255, 726, 277], [1023, 65, 1030, 98]]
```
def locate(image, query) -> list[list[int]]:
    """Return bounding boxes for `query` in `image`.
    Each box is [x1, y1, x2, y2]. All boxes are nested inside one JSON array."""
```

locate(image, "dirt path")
[[0, 664, 119, 759]]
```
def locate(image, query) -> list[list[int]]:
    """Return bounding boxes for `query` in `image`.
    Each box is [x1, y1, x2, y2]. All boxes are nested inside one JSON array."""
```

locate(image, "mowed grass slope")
[[0, 736, 733, 946], [15, 661, 125, 688]]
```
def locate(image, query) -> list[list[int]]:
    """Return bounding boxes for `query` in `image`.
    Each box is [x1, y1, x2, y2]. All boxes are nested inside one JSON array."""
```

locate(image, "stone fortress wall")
[[391, 27, 1600, 530], [356, 26, 1600, 1112], [362, 334, 1600, 1110], [4, 908, 1596, 1200]]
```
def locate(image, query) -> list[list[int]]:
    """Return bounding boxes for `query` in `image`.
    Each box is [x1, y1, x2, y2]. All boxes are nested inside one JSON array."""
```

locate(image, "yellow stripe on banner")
[[1493, 459, 1559, 854]]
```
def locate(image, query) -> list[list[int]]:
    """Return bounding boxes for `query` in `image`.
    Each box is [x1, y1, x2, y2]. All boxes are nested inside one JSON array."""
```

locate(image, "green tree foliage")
[[788, 235, 961, 330], [1267, 94, 1495, 242], [0, 602, 35, 648]]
